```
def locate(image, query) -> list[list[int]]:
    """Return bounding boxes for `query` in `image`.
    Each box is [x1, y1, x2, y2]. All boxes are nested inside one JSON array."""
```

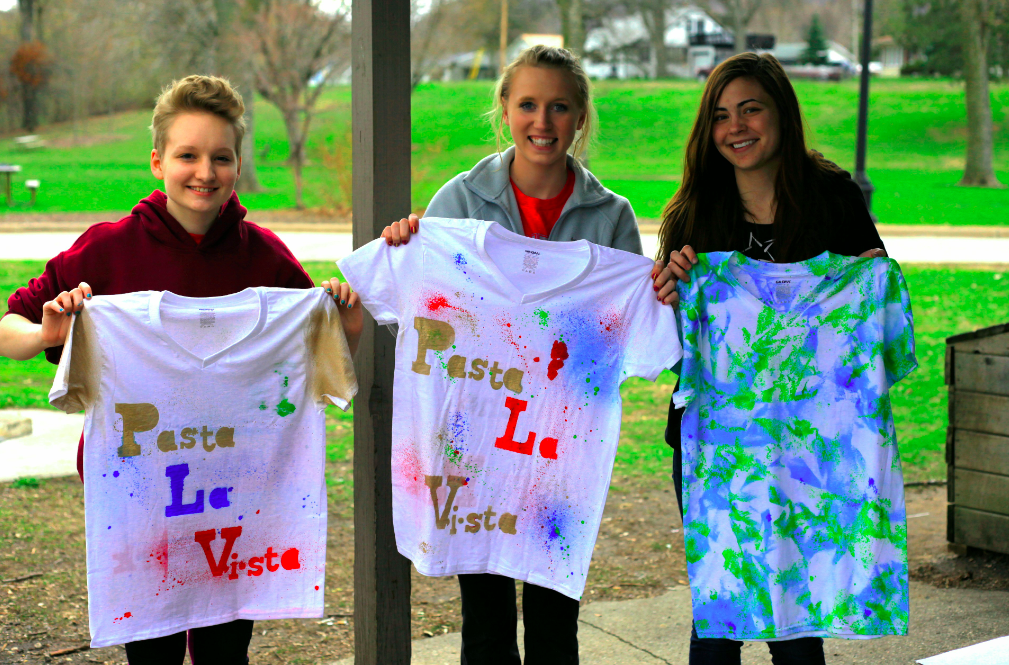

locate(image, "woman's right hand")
[[381, 214, 420, 246], [41, 282, 91, 348], [652, 246, 697, 307]]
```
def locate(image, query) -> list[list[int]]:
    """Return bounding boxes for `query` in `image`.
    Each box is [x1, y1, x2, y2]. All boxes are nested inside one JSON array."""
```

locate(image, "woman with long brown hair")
[[652, 52, 887, 664]]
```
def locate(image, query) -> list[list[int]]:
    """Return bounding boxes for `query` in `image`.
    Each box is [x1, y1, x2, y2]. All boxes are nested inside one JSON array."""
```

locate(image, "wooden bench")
[[945, 322, 1009, 555]]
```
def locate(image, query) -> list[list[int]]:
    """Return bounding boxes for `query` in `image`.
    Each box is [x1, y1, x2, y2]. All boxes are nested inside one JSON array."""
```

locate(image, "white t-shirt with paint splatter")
[[338, 218, 681, 599], [49, 287, 357, 648]]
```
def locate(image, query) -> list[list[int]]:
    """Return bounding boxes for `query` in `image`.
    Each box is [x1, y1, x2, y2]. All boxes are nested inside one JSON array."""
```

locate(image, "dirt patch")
[[1, 474, 993, 663]]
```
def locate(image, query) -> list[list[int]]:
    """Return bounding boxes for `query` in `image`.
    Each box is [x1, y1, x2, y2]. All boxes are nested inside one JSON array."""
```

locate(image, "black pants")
[[458, 573, 579, 665], [667, 395, 825, 665], [124, 619, 253, 665]]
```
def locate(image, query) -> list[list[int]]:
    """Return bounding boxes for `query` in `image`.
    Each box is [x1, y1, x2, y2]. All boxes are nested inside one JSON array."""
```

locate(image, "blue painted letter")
[[165, 463, 204, 517]]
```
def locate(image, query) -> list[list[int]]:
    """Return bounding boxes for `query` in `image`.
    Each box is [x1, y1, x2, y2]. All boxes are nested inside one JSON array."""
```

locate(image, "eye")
[[714, 114, 728, 122], [216, 155, 233, 163], [178, 153, 195, 160], [743, 105, 761, 115], [552, 103, 568, 112], [519, 101, 535, 111]]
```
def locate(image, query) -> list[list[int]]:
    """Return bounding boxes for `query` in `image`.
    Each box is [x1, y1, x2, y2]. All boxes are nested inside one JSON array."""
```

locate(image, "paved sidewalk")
[[0, 231, 1007, 264], [0, 408, 84, 482], [330, 581, 1009, 665]]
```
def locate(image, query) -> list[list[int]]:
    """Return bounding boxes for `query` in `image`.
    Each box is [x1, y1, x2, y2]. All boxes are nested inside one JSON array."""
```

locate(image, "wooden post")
[[351, 0, 412, 663]]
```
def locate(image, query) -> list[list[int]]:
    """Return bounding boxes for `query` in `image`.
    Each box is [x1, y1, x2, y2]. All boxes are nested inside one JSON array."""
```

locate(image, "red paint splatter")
[[547, 341, 568, 380], [424, 293, 470, 315], [315, 585, 320, 590], [124, 612, 132, 618], [256, 510, 260, 514], [533, 357, 540, 362]]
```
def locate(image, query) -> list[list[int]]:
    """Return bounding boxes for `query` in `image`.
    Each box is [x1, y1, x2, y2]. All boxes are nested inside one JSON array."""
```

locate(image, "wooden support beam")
[[351, 0, 412, 663]]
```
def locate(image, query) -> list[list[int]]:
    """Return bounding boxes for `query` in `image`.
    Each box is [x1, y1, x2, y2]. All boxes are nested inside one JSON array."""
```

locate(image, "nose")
[[728, 112, 746, 135], [534, 107, 551, 129], [195, 157, 215, 182]]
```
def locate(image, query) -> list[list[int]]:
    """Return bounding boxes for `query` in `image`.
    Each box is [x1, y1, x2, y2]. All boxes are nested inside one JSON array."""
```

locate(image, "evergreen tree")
[[801, 14, 829, 66]]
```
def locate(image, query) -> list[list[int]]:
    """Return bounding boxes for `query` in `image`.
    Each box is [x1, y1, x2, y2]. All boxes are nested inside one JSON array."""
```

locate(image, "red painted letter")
[[193, 526, 243, 577], [494, 397, 536, 455]]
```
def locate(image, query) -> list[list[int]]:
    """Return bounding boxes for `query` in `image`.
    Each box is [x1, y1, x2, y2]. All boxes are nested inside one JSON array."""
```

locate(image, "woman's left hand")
[[321, 277, 363, 356], [859, 248, 888, 258]]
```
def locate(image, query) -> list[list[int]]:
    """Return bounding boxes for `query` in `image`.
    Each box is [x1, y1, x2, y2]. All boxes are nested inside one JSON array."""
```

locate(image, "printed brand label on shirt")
[[522, 250, 540, 274], [199, 309, 216, 328], [773, 279, 792, 304]]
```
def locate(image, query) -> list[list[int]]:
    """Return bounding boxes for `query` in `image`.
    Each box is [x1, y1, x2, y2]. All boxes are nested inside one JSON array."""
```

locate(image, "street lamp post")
[[854, 0, 875, 220]]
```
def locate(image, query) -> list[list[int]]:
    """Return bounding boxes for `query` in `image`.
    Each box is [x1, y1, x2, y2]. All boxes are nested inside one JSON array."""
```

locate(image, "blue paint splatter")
[[113, 470, 119, 478]]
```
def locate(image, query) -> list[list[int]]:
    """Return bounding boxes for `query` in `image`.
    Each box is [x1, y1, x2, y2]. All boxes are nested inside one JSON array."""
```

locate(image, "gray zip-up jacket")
[[424, 146, 643, 255]]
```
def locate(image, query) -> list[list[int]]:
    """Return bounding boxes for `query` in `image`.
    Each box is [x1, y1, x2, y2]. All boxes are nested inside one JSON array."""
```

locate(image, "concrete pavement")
[[0, 408, 84, 482], [330, 581, 1009, 665]]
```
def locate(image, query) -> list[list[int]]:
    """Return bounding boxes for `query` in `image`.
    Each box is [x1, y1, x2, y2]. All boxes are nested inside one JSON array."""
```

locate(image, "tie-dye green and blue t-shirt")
[[674, 251, 917, 640]]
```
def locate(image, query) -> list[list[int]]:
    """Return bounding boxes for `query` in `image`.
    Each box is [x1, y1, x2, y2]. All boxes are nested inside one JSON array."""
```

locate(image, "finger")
[[78, 281, 92, 300], [337, 281, 352, 306], [389, 222, 402, 246], [70, 288, 85, 312], [667, 260, 691, 283], [381, 227, 393, 244], [56, 291, 74, 316], [670, 250, 693, 272], [682, 245, 698, 264], [657, 279, 677, 301], [397, 218, 412, 244], [651, 260, 664, 282], [664, 291, 680, 307], [346, 291, 359, 309], [44, 299, 65, 316], [653, 266, 672, 289], [321, 279, 333, 295], [409, 214, 420, 234]]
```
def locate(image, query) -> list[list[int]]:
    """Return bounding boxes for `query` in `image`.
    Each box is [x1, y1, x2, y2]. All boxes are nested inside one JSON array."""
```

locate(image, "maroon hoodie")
[[5, 190, 314, 480]]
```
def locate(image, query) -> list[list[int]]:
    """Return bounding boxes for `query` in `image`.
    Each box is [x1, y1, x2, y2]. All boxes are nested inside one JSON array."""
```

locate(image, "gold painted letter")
[[413, 317, 456, 375], [115, 403, 159, 457]]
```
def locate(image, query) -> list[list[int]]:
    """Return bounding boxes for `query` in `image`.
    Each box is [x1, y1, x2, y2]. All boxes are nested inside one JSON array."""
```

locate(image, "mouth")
[[529, 136, 557, 148], [187, 186, 218, 195], [730, 139, 757, 151]]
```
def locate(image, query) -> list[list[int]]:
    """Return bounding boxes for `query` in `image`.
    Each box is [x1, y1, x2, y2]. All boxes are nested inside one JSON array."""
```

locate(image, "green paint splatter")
[[283, 376, 289, 387], [534, 308, 550, 328], [258, 403, 267, 411], [276, 398, 296, 417]]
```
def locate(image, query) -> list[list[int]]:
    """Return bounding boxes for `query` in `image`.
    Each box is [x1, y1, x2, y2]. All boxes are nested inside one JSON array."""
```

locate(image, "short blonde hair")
[[490, 45, 596, 161], [151, 75, 246, 158]]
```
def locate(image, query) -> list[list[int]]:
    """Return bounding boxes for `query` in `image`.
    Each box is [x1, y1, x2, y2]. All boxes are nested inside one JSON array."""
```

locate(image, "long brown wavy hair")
[[657, 53, 844, 263]]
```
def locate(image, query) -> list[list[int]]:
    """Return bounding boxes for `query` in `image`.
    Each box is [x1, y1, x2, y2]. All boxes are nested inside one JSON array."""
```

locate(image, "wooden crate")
[[945, 322, 1009, 555]]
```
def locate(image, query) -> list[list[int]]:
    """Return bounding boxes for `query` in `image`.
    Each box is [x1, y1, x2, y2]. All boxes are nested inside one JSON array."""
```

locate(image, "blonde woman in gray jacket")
[[382, 45, 645, 665]]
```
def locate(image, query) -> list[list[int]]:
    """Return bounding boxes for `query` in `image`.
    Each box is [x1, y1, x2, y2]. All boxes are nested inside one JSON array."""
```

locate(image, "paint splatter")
[[276, 398, 296, 417], [535, 308, 550, 328], [547, 340, 569, 380]]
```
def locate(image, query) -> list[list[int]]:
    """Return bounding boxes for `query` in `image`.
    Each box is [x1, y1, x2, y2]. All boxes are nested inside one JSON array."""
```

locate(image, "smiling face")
[[712, 76, 781, 176], [150, 112, 241, 234], [502, 65, 586, 172]]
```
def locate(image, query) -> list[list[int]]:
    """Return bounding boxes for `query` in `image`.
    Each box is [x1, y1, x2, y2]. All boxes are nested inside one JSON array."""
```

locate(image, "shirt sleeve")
[[879, 260, 917, 388], [49, 307, 100, 413], [620, 269, 682, 382], [337, 235, 423, 326], [306, 292, 358, 411]]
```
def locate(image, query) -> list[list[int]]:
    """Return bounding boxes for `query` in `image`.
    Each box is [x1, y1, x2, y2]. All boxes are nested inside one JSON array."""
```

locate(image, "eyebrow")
[[714, 98, 760, 111], [174, 145, 235, 153]]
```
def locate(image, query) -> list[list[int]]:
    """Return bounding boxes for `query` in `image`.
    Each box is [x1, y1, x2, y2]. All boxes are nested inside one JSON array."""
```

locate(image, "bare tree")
[[250, 0, 349, 209], [14, 0, 46, 132], [557, 0, 586, 55], [149, 0, 265, 192], [959, 0, 1005, 188], [629, 0, 684, 79], [411, 0, 449, 89], [698, 0, 763, 54]]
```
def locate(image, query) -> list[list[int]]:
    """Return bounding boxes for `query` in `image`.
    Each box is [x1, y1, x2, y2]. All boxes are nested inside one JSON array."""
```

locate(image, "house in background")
[[584, 5, 736, 79], [873, 35, 907, 77], [584, 5, 776, 79], [768, 40, 859, 80], [438, 34, 564, 81]]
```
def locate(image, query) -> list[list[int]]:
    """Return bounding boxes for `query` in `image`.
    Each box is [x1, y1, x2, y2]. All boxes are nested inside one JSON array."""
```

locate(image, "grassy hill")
[[0, 79, 1005, 225]]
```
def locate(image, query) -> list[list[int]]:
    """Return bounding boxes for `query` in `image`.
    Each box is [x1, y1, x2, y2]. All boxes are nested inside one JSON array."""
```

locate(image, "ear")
[[576, 110, 586, 132], [150, 149, 164, 180], [501, 104, 510, 128], [236, 154, 242, 180]]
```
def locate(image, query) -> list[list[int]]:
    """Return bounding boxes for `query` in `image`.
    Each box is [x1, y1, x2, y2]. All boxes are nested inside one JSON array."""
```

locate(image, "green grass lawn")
[[0, 79, 1005, 225], [2, 260, 1006, 483]]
